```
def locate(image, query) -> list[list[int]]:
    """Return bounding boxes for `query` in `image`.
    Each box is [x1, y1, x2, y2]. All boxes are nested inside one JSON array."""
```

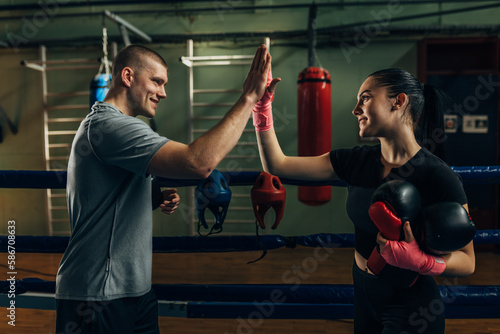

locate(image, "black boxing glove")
[[416, 201, 476, 254], [151, 175, 162, 210]]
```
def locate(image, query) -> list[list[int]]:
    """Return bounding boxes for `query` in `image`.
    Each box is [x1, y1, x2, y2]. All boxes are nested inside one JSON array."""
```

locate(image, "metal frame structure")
[[104, 9, 152, 46]]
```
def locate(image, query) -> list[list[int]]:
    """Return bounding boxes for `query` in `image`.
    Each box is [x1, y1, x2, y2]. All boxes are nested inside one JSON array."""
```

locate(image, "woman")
[[253, 68, 475, 333]]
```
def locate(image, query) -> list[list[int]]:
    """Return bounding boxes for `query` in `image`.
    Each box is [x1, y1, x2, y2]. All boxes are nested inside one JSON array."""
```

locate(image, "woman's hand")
[[377, 221, 446, 276]]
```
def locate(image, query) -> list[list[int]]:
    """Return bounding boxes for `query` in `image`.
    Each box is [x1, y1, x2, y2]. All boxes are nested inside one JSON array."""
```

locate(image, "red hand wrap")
[[253, 69, 274, 132], [381, 239, 446, 276]]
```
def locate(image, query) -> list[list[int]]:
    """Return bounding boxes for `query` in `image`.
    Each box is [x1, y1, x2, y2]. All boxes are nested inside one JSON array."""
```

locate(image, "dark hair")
[[111, 44, 168, 82], [368, 68, 450, 160]]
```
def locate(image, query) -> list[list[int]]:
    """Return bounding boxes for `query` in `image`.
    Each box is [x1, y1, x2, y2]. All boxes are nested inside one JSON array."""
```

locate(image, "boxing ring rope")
[[1, 169, 500, 320], [2, 166, 500, 189], [0, 231, 499, 254]]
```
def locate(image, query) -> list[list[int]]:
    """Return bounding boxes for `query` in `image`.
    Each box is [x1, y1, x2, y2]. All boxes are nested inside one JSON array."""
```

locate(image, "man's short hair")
[[111, 44, 168, 81]]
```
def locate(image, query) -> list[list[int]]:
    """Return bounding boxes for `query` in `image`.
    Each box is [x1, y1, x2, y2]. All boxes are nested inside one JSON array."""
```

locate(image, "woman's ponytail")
[[416, 84, 451, 161]]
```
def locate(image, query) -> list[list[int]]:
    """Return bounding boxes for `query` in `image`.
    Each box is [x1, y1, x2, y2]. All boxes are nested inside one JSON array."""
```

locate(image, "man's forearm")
[[187, 94, 256, 172]]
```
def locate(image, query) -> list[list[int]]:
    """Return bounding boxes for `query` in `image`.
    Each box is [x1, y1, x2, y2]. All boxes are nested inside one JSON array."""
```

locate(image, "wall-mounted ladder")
[[22, 45, 100, 236], [180, 38, 270, 236]]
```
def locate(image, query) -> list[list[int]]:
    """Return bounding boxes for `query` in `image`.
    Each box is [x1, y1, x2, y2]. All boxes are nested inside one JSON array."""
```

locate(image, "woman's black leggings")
[[352, 262, 445, 334]]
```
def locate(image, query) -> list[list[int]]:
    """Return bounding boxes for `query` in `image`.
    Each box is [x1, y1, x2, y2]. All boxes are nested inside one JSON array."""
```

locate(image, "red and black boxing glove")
[[369, 180, 421, 240], [374, 201, 476, 279], [367, 180, 422, 287]]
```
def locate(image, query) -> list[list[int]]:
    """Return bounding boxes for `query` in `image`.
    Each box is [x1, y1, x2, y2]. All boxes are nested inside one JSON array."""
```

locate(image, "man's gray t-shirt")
[[56, 102, 169, 301]]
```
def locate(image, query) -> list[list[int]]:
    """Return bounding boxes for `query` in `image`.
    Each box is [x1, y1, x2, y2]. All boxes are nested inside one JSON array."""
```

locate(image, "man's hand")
[[242, 45, 273, 104], [159, 188, 180, 214]]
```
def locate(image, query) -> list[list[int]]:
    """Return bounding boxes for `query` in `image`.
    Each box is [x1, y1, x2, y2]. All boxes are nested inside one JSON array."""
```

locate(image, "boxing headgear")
[[195, 170, 232, 234], [251, 171, 286, 229]]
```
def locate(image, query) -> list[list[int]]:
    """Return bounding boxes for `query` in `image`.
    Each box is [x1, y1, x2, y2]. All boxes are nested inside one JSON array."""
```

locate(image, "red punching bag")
[[297, 67, 332, 206]]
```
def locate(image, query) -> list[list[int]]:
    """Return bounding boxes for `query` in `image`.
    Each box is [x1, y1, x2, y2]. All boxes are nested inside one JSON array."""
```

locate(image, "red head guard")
[[251, 171, 286, 229]]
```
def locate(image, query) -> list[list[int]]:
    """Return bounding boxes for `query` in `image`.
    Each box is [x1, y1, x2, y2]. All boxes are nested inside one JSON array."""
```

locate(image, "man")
[[55, 44, 272, 333]]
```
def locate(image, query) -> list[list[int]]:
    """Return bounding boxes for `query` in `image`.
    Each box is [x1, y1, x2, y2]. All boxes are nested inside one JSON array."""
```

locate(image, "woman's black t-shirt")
[[330, 144, 468, 259]]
